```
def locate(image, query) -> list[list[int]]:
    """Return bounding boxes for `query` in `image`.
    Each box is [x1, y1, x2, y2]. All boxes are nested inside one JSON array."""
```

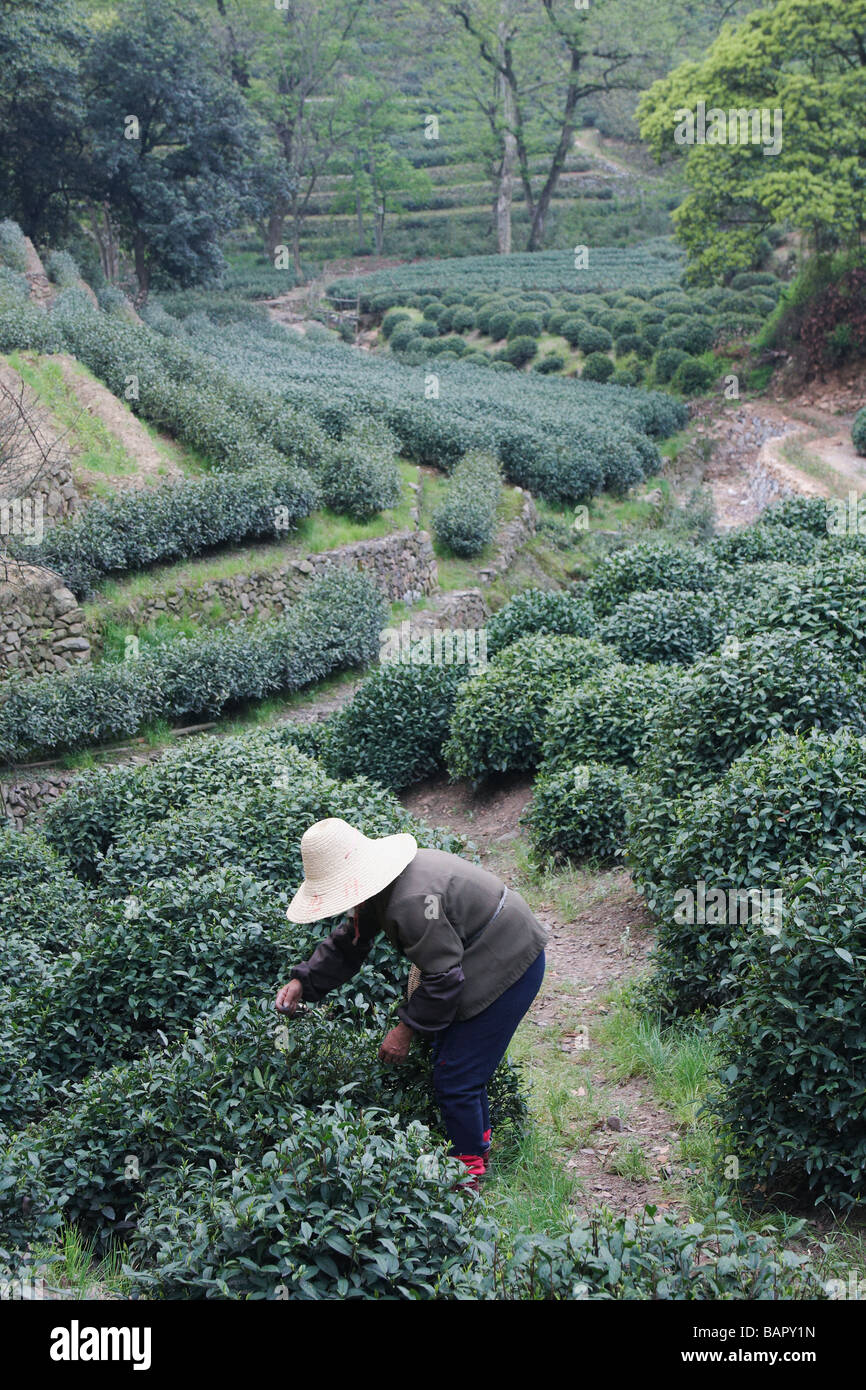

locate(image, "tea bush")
[[432, 450, 502, 557], [639, 629, 866, 801], [541, 663, 684, 772], [733, 553, 866, 662], [0, 571, 386, 761], [585, 541, 719, 616], [627, 728, 866, 1015], [94, 750, 462, 896], [671, 358, 715, 395], [41, 726, 321, 878], [853, 408, 866, 456], [129, 1104, 480, 1299], [711, 523, 818, 571], [712, 857, 866, 1209], [486, 589, 595, 656], [17, 463, 318, 598], [581, 353, 614, 383], [499, 335, 538, 367], [316, 418, 402, 520], [444, 634, 619, 781], [469, 1202, 822, 1300], [382, 309, 412, 338], [0, 218, 29, 271], [318, 662, 467, 790], [598, 590, 727, 665], [525, 763, 633, 865], [45, 250, 81, 288], [761, 496, 835, 536]]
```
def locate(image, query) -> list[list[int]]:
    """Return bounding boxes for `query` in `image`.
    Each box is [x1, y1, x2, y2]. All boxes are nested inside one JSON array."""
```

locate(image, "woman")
[[275, 817, 547, 1182]]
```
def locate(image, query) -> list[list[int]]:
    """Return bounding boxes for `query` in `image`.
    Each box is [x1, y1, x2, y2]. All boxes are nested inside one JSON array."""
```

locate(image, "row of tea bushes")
[[0, 571, 385, 761], [13, 463, 318, 599]]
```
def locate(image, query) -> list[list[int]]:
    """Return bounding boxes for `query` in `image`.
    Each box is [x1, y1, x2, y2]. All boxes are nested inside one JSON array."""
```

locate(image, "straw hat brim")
[[285, 831, 418, 923]]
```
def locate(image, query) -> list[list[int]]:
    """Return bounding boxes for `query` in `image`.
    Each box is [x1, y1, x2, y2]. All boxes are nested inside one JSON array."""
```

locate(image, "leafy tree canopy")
[[638, 0, 866, 280]]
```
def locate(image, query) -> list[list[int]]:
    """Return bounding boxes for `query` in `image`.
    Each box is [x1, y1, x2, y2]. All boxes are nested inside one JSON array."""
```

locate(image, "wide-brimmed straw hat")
[[286, 817, 417, 923]]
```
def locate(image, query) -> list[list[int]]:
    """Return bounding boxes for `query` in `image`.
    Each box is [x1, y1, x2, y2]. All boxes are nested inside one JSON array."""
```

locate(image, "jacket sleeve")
[[289, 915, 375, 1003]]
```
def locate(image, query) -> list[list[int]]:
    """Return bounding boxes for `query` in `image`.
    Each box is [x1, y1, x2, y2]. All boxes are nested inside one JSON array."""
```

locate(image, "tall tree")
[[330, 85, 433, 255], [0, 0, 87, 242], [443, 0, 656, 252], [242, 0, 372, 275], [81, 0, 260, 303], [638, 0, 866, 281]]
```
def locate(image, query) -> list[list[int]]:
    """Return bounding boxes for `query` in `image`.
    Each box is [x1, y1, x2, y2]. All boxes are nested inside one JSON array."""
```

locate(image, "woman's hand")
[[275, 979, 304, 1015], [379, 1022, 413, 1064]]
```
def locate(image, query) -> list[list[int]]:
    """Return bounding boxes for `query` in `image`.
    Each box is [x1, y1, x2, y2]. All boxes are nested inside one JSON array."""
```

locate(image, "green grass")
[[596, 996, 721, 1131], [7, 351, 138, 479], [5, 350, 205, 483], [23, 1222, 132, 1300]]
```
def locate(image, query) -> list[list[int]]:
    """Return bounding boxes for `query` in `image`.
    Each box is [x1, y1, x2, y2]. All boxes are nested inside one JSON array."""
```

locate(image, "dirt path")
[[689, 389, 865, 529], [400, 774, 686, 1218], [262, 256, 406, 331]]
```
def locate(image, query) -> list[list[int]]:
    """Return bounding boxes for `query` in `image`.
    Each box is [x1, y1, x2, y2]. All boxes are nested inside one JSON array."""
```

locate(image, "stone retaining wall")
[[92, 530, 439, 645], [0, 770, 75, 832], [0, 564, 90, 676], [477, 490, 537, 584]]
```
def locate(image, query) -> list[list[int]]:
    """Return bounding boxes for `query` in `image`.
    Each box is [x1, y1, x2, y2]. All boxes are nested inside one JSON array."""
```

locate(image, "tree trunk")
[[355, 184, 366, 250], [132, 228, 149, 306], [526, 48, 582, 252], [266, 211, 285, 261], [291, 216, 302, 280], [495, 23, 516, 255]]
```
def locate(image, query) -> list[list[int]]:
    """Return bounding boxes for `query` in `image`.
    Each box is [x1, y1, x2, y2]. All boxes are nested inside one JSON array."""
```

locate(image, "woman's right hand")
[[275, 979, 304, 1015]]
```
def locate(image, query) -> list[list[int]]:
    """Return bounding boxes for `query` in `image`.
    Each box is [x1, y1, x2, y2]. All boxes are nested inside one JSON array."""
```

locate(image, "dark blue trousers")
[[431, 950, 545, 1156]]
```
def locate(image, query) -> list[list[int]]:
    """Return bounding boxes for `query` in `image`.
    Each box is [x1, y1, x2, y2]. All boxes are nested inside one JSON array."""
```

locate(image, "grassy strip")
[[6, 351, 205, 487]]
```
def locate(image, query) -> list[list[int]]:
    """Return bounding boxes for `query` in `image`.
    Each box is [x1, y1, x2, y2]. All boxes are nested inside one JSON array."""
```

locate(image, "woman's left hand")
[[379, 1022, 413, 1064]]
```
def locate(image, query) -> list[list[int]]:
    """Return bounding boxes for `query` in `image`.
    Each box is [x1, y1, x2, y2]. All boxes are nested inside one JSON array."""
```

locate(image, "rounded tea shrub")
[[638, 628, 866, 801], [761, 496, 835, 536], [541, 662, 684, 772], [317, 419, 401, 520], [578, 324, 613, 353], [581, 352, 614, 383], [711, 523, 818, 570], [432, 449, 501, 557], [560, 315, 590, 348], [672, 358, 715, 395], [733, 552, 866, 663], [319, 660, 467, 791], [585, 541, 720, 617], [628, 728, 866, 1017], [130, 1103, 480, 1300], [389, 322, 418, 352], [713, 855, 866, 1209], [487, 309, 514, 341], [382, 309, 412, 339], [486, 588, 595, 656], [599, 589, 727, 666], [853, 407, 866, 456], [444, 634, 619, 781], [525, 762, 633, 865], [653, 348, 688, 384], [499, 335, 538, 368], [508, 312, 543, 339]]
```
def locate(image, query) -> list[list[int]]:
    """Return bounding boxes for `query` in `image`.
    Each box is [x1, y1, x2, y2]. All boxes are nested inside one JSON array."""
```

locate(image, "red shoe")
[[454, 1154, 486, 1191]]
